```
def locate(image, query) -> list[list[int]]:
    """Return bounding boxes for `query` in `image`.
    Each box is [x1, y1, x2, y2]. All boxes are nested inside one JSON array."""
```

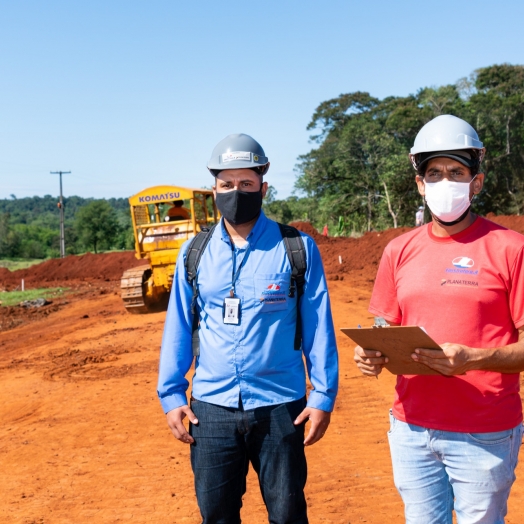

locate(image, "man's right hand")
[[166, 405, 199, 444], [354, 345, 389, 377]]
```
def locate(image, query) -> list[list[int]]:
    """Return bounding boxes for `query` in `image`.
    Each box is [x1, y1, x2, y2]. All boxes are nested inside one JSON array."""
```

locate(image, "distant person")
[[166, 200, 190, 221], [415, 205, 424, 226], [158, 133, 338, 523], [322, 224, 329, 236], [354, 115, 524, 523]]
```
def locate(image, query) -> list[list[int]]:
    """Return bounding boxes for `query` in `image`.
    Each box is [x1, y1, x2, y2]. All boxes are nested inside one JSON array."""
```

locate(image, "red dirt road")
[[2, 281, 524, 523], [2, 215, 524, 523]]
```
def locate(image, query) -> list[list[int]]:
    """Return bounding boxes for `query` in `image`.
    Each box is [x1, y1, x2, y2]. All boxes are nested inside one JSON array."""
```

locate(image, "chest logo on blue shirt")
[[260, 284, 287, 304]]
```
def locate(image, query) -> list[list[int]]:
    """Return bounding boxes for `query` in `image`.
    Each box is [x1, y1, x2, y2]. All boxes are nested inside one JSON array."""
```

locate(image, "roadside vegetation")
[[0, 287, 68, 307], [0, 258, 44, 271]]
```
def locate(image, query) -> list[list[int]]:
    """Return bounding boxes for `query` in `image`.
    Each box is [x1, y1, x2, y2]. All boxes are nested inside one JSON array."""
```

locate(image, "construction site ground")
[[2, 215, 524, 523]]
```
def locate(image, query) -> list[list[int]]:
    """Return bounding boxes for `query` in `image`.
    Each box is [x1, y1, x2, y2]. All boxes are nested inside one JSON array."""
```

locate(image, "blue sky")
[[1, 0, 523, 201]]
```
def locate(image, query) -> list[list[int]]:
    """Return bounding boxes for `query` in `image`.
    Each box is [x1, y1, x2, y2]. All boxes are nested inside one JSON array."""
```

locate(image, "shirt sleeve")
[[157, 242, 195, 413], [509, 245, 524, 329], [299, 235, 339, 412], [368, 244, 402, 324]]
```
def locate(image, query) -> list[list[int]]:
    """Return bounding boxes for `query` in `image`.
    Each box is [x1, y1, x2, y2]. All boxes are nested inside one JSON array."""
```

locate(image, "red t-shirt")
[[369, 217, 524, 432]]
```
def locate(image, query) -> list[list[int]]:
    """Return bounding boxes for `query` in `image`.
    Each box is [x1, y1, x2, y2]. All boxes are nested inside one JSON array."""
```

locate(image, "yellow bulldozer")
[[121, 185, 219, 313]]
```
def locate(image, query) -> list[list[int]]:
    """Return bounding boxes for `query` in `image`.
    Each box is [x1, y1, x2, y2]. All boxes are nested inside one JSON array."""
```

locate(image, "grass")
[[0, 258, 45, 271], [0, 287, 69, 307]]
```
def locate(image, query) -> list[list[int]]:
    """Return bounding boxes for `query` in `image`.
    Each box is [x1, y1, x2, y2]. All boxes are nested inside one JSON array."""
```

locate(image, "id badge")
[[223, 297, 241, 325]]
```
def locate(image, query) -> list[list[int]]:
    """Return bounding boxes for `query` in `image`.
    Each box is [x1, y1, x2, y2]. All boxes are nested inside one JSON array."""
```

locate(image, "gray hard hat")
[[207, 133, 269, 176]]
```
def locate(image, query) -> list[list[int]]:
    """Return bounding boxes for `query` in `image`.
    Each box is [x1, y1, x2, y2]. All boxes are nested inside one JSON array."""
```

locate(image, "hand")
[[411, 343, 477, 376], [166, 405, 199, 444], [353, 345, 389, 377], [294, 407, 331, 446]]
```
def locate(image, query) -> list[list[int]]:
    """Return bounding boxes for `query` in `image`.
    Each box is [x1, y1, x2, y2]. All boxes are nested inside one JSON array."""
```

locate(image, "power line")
[[50, 171, 71, 258]]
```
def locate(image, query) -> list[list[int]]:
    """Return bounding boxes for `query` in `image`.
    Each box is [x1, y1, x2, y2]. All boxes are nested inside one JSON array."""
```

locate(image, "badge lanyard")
[[223, 244, 250, 325]]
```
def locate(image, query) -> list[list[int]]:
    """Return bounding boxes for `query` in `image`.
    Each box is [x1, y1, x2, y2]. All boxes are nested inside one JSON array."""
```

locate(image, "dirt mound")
[[290, 221, 411, 281], [317, 214, 524, 282], [289, 221, 326, 243], [0, 251, 143, 289], [0, 268, 11, 288], [486, 213, 524, 235], [319, 228, 412, 280]]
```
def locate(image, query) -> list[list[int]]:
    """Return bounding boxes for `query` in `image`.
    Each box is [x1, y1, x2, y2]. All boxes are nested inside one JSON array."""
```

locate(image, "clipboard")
[[341, 326, 443, 375]]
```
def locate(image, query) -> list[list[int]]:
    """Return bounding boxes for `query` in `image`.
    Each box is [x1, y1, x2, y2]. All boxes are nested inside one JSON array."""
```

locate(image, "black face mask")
[[216, 189, 263, 225]]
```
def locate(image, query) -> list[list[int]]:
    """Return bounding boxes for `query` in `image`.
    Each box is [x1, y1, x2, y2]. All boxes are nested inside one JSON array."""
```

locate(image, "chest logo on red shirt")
[[441, 256, 479, 287], [445, 256, 479, 275], [452, 256, 474, 268]]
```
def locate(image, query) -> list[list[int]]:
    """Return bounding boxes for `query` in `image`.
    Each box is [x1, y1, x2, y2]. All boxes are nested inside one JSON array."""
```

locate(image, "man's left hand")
[[294, 407, 331, 446], [411, 343, 477, 375]]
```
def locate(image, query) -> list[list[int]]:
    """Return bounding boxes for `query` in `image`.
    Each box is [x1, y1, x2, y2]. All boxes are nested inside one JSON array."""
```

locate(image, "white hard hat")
[[410, 115, 485, 170]]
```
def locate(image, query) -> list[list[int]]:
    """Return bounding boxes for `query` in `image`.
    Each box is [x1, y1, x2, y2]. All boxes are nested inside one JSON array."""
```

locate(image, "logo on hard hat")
[[452, 257, 474, 268], [222, 151, 251, 163]]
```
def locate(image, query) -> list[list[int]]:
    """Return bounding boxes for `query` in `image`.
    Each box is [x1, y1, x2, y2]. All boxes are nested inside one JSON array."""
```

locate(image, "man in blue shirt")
[[158, 133, 339, 524]]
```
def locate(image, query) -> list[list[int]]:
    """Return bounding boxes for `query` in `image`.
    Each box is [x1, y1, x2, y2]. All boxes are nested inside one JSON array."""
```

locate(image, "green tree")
[[75, 200, 120, 253], [467, 65, 524, 215], [295, 64, 524, 232], [0, 213, 22, 257]]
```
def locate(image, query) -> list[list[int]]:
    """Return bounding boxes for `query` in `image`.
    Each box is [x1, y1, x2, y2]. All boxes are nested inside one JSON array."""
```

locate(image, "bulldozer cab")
[[121, 186, 218, 314], [129, 185, 217, 258]]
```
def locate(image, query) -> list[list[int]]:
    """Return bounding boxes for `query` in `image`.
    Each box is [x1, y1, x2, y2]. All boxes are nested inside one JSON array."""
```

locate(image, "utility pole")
[[51, 171, 71, 258]]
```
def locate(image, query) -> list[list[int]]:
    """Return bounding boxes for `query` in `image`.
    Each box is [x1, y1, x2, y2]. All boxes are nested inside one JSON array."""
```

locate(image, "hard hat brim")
[[208, 163, 269, 177], [417, 151, 477, 170]]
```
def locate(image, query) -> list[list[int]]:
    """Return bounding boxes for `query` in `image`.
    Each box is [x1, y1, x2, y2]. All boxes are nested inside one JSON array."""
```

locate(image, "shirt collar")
[[219, 210, 268, 248]]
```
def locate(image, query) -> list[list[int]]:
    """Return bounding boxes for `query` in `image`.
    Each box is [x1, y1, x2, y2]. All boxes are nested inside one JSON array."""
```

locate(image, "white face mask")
[[424, 177, 475, 223]]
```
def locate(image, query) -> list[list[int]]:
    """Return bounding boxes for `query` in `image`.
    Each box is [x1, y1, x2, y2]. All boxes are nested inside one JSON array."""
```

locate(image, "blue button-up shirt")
[[157, 211, 338, 413]]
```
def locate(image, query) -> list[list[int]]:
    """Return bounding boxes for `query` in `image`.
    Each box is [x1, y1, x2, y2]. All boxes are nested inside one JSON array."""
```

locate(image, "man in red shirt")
[[354, 115, 524, 523]]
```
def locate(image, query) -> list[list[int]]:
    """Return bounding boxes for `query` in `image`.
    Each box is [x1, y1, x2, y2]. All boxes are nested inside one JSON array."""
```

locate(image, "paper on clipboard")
[[341, 326, 443, 376]]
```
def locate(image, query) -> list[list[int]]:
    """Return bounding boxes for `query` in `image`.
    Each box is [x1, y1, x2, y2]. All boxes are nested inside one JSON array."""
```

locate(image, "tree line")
[[0, 195, 134, 258], [264, 63, 524, 233]]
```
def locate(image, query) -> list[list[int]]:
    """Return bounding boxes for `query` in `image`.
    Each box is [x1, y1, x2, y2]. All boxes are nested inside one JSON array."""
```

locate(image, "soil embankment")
[[0, 251, 144, 290]]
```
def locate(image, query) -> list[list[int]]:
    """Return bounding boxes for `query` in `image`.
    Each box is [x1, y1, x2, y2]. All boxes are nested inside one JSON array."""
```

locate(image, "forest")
[[1, 64, 523, 259]]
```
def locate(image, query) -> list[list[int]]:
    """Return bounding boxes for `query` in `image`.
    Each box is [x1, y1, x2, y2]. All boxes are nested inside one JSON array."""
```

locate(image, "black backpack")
[[184, 223, 307, 356]]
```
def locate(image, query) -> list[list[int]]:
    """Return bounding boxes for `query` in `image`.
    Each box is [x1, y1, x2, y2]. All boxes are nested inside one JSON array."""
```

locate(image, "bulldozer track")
[[120, 265, 152, 314]]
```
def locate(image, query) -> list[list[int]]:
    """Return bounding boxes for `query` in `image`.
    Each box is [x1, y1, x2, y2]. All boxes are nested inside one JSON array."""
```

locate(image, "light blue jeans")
[[387, 410, 523, 524]]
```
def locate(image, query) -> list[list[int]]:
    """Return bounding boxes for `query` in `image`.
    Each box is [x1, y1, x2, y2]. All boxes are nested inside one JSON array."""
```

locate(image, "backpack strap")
[[182, 222, 307, 355], [278, 223, 307, 350], [184, 223, 218, 356]]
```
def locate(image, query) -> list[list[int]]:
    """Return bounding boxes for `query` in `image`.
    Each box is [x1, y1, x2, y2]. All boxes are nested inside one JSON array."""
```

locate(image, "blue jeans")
[[387, 410, 523, 524], [189, 397, 308, 524]]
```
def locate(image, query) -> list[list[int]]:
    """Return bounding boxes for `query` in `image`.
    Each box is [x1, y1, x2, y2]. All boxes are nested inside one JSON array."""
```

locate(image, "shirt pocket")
[[255, 273, 291, 313]]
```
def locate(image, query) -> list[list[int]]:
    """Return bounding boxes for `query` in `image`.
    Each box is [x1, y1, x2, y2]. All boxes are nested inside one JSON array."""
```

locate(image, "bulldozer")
[[121, 185, 219, 313]]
